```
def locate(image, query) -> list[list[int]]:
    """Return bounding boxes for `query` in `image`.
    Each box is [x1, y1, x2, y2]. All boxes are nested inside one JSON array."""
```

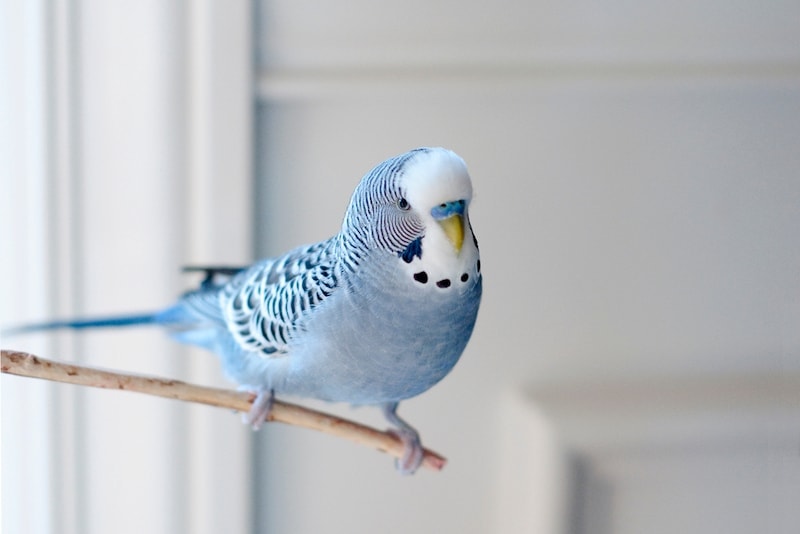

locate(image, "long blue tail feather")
[[2, 312, 162, 337]]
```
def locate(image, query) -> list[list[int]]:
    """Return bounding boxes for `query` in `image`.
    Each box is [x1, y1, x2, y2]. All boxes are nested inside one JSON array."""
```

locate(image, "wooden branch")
[[0, 349, 446, 472]]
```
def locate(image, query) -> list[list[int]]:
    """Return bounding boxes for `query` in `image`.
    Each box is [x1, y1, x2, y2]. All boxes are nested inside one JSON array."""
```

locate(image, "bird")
[[4, 147, 482, 474]]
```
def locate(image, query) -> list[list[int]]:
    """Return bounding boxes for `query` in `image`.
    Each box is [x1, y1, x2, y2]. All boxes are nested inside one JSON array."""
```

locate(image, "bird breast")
[[282, 255, 482, 404]]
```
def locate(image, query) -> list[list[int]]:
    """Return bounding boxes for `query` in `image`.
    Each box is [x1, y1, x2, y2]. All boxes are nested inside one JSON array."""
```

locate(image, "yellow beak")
[[438, 214, 464, 253]]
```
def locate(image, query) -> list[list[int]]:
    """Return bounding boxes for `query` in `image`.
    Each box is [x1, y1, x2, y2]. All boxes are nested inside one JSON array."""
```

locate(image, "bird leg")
[[242, 388, 275, 430], [382, 402, 424, 475]]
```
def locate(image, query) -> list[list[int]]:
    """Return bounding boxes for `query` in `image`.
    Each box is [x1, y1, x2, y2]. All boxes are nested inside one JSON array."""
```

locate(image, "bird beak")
[[437, 214, 464, 253]]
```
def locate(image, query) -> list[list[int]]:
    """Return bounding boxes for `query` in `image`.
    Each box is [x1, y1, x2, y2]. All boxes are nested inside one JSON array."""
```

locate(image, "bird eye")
[[397, 198, 410, 211]]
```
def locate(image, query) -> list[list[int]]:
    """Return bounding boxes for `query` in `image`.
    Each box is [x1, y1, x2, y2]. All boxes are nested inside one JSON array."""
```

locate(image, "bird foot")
[[387, 427, 424, 475], [242, 388, 275, 430], [382, 402, 424, 475]]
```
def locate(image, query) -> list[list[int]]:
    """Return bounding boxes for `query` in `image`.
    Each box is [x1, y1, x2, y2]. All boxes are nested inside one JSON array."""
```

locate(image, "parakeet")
[[5, 147, 482, 474]]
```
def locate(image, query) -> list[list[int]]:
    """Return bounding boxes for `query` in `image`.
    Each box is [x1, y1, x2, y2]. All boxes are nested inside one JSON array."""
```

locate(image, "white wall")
[[253, 2, 800, 533]]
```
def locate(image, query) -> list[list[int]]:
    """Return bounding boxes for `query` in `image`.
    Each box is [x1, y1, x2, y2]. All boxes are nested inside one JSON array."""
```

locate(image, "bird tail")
[[2, 309, 181, 337]]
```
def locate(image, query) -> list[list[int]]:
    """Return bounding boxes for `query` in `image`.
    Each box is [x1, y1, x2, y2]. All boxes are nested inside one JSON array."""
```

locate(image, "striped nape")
[[341, 149, 428, 262]]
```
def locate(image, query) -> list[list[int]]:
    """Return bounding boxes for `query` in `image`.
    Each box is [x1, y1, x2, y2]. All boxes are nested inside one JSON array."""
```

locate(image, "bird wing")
[[217, 239, 340, 357]]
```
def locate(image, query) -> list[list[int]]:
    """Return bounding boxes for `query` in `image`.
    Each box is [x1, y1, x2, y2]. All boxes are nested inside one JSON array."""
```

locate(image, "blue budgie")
[[5, 147, 482, 474]]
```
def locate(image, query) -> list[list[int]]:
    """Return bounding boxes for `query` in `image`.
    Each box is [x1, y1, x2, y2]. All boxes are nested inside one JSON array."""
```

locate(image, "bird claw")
[[387, 428, 424, 475], [242, 388, 274, 430]]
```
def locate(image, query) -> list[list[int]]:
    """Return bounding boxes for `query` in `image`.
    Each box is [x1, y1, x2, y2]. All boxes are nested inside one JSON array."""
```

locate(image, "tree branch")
[[0, 349, 446, 471]]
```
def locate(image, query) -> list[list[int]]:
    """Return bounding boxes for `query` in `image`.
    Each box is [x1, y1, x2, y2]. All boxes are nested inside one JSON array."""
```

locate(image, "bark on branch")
[[0, 349, 446, 471]]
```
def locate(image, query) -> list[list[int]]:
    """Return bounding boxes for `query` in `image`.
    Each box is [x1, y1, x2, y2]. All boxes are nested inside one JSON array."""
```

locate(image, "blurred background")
[[2, 1, 799, 533]]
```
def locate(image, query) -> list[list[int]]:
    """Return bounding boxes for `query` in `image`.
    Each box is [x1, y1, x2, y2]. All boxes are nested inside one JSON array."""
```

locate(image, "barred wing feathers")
[[220, 239, 340, 357]]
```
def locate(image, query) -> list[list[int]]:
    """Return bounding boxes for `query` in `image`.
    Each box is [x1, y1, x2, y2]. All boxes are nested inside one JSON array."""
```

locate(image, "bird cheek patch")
[[398, 237, 423, 263]]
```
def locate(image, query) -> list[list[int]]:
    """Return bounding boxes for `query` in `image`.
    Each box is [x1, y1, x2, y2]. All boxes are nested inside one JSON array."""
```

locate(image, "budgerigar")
[[5, 147, 482, 474]]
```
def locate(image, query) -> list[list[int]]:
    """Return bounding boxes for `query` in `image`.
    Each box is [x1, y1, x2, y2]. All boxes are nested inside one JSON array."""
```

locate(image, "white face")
[[399, 149, 480, 291]]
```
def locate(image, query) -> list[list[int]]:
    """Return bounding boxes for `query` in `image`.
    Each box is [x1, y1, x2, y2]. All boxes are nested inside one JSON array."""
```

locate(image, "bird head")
[[342, 147, 480, 285]]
